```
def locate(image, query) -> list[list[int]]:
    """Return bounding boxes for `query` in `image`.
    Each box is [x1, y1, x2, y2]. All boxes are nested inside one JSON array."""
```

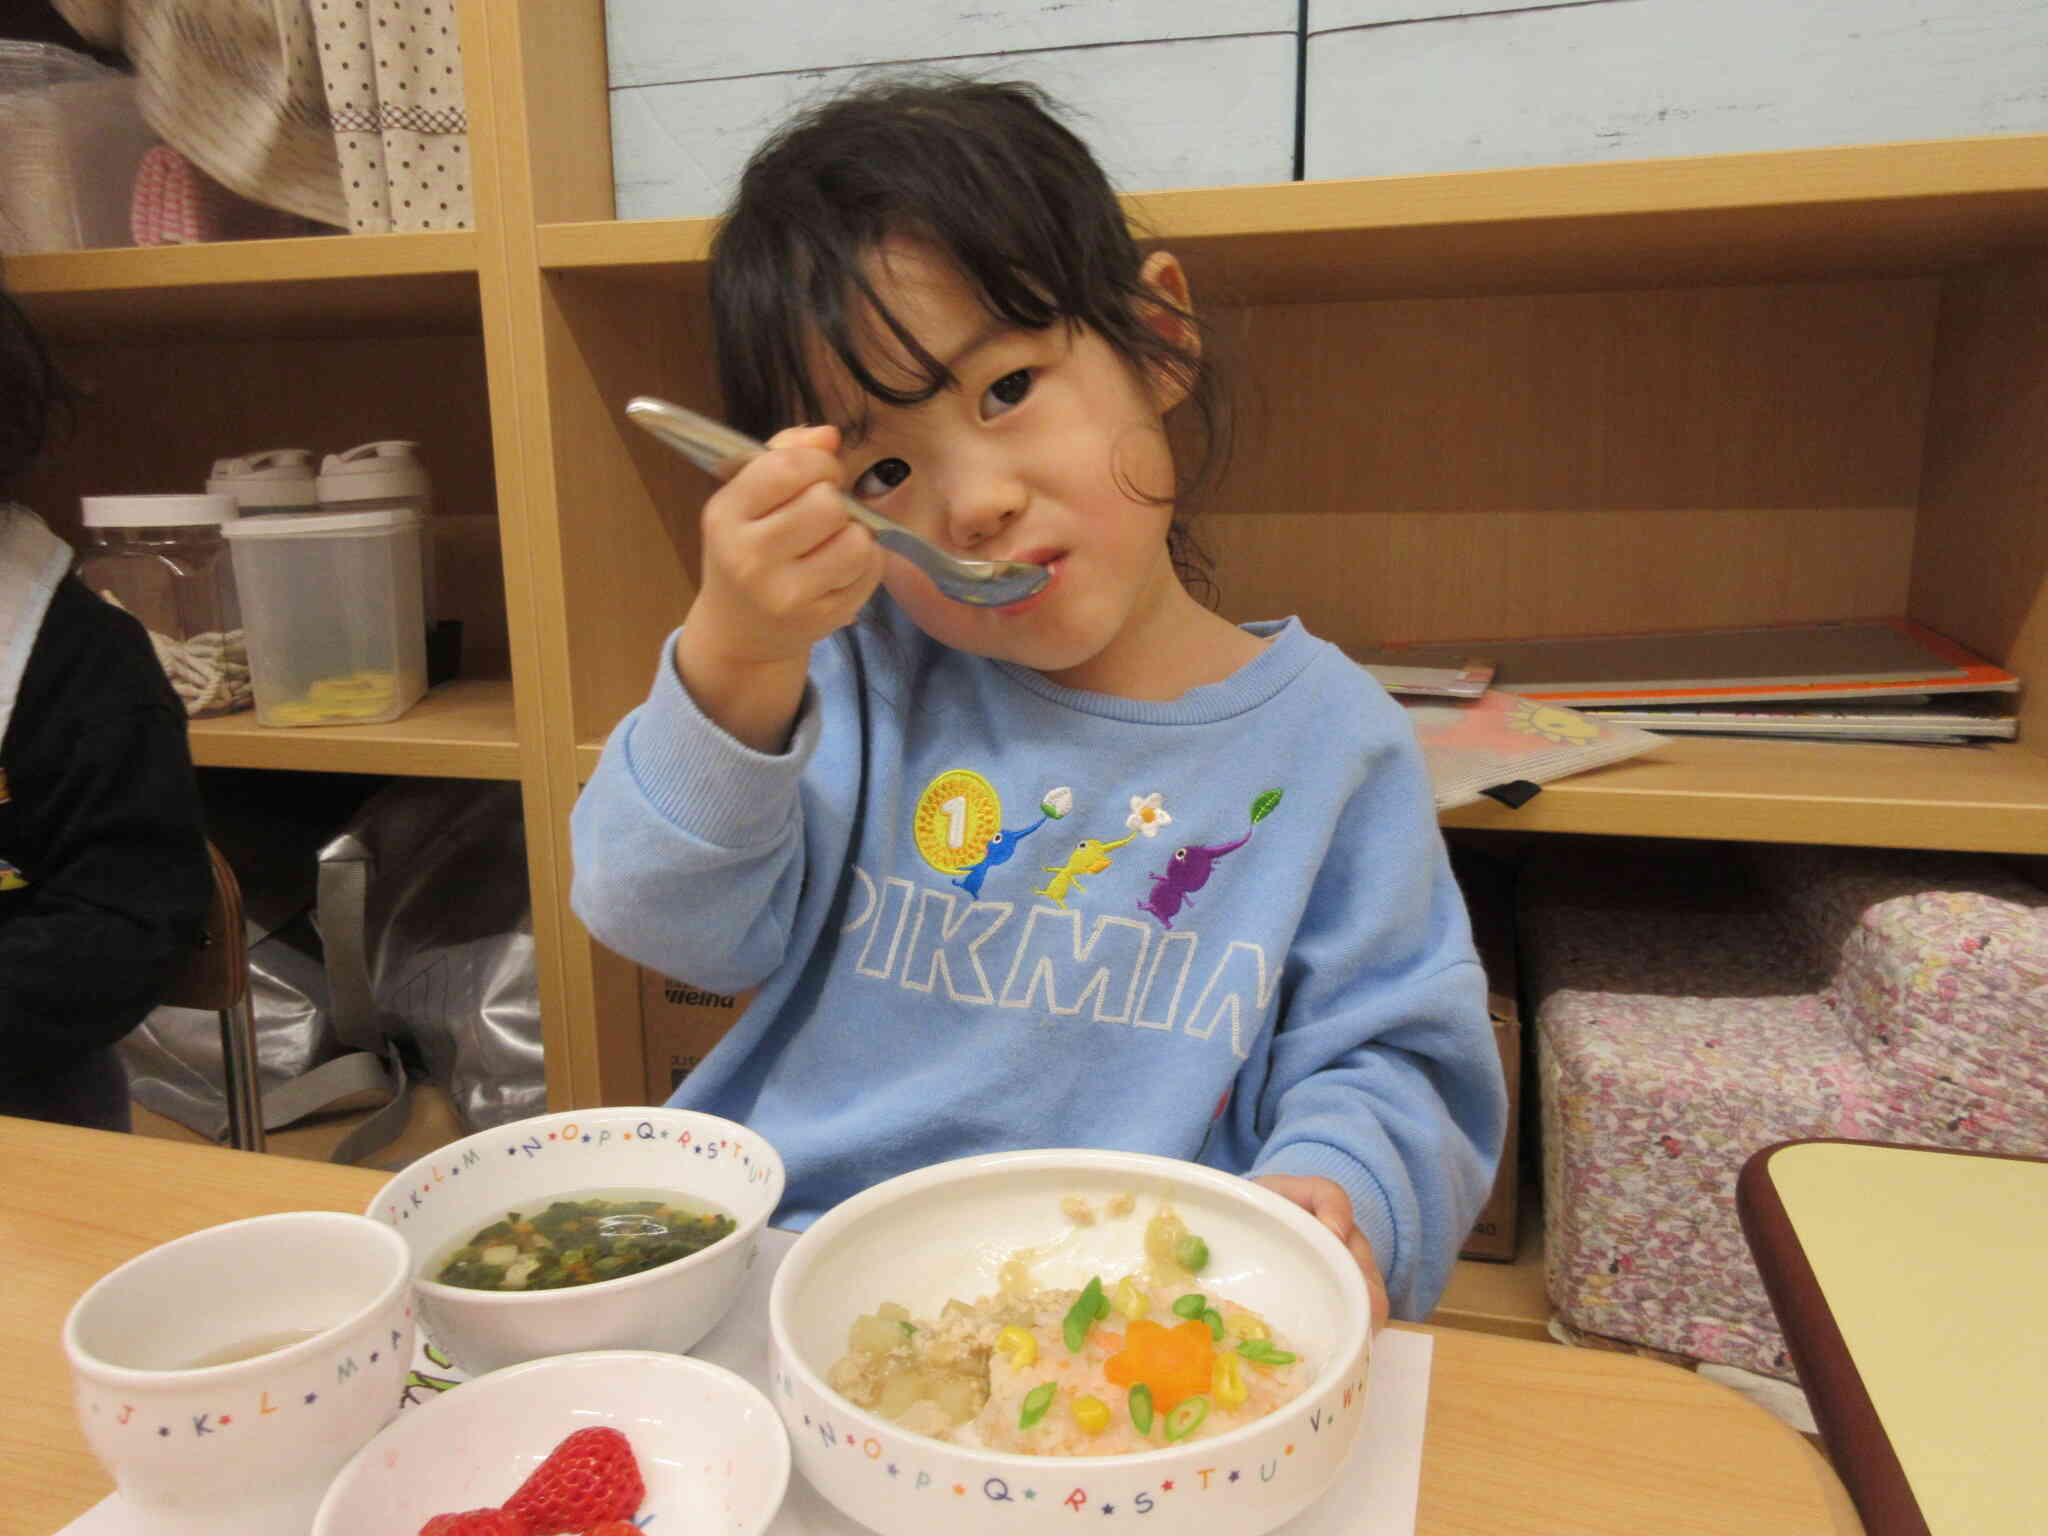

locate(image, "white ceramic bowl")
[[768, 1149, 1372, 1536], [367, 1106, 784, 1376], [312, 1349, 791, 1535], [64, 1212, 414, 1536]]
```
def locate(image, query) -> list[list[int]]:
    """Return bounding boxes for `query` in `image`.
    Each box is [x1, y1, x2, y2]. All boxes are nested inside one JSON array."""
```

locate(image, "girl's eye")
[[853, 457, 911, 499], [981, 368, 1032, 417]]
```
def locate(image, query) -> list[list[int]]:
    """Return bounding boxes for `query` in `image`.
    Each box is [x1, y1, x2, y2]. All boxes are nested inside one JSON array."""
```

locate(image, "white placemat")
[[61, 1229, 1431, 1535]]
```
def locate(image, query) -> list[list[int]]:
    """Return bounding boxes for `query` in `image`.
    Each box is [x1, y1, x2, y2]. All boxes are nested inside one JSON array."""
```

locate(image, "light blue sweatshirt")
[[571, 603, 1505, 1318]]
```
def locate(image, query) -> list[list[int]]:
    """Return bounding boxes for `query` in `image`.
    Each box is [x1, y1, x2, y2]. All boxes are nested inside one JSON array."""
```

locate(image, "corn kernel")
[[1071, 1394, 1111, 1435], [1212, 1351, 1248, 1409], [1113, 1276, 1150, 1322], [997, 1325, 1038, 1369], [1227, 1313, 1271, 1344]]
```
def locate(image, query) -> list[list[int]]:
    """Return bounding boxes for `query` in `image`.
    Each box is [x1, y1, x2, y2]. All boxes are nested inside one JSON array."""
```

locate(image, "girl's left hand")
[[1250, 1174, 1391, 1333]]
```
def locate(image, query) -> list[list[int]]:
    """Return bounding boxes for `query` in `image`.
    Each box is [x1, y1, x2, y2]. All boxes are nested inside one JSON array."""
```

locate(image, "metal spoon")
[[625, 396, 1050, 607]]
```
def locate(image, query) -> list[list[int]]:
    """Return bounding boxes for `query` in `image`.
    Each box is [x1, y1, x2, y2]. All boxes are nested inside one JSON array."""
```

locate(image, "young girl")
[[572, 77, 1505, 1323]]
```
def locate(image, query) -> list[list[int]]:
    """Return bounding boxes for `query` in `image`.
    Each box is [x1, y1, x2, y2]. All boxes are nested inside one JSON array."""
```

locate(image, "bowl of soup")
[[768, 1149, 1372, 1536], [368, 1107, 784, 1375]]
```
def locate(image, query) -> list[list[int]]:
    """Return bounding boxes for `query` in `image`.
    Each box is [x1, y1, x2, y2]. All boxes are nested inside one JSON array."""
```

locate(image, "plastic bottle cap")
[[318, 440, 431, 502], [207, 449, 319, 509], [81, 493, 240, 528]]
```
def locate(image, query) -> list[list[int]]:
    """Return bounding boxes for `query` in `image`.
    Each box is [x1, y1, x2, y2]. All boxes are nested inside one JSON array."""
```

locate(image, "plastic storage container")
[[317, 440, 461, 683], [78, 494, 249, 718], [221, 507, 427, 728], [208, 449, 322, 514], [0, 42, 155, 254]]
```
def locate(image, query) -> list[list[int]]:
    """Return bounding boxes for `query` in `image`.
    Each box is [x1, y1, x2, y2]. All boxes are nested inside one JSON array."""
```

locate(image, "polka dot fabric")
[[311, 0, 472, 232]]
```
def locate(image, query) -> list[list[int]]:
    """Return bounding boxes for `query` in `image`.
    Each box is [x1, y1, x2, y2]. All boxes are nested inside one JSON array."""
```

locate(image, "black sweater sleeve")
[[0, 576, 211, 1066]]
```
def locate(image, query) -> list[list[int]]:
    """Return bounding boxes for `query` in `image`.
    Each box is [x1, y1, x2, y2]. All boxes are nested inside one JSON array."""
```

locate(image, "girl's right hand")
[[674, 424, 884, 752]]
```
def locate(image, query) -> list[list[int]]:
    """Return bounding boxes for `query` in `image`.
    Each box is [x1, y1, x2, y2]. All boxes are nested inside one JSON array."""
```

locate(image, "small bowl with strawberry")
[[311, 1348, 790, 1535]]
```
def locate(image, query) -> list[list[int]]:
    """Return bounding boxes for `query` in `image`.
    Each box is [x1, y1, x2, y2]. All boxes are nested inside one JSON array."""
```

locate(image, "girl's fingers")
[[711, 432, 845, 527]]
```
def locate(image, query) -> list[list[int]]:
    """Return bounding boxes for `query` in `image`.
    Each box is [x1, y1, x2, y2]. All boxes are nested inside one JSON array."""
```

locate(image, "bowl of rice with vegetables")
[[768, 1149, 1371, 1536]]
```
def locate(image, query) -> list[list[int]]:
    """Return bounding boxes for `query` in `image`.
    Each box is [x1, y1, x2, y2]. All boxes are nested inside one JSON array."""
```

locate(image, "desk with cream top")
[[1741, 1138, 2048, 1536], [3, 1116, 1860, 1535]]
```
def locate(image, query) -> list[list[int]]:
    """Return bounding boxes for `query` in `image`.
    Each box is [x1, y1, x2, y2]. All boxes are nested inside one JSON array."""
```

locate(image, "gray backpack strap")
[[305, 831, 411, 1165]]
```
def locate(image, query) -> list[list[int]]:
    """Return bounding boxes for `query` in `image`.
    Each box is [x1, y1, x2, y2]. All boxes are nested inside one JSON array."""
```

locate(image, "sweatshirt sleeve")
[[0, 582, 210, 1061], [1245, 705, 1507, 1321], [569, 632, 825, 992]]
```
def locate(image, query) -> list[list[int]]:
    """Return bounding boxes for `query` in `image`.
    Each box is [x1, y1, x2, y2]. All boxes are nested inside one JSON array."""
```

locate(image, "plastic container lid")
[[318, 440, 430, 502], [208, 449, 319, 508], [221, 506, 422, 540], [81, 493, 239, 529]]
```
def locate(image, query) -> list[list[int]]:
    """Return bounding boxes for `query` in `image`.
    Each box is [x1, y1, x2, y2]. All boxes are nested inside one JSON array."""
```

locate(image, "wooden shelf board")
[[188, 677, 522, 780], [578, 731, 2048, 851], [4, 230, 482, 341], [1442, 735, 2048, 853], [539, 216, 715, 273], [538, 134, 2048, 303]]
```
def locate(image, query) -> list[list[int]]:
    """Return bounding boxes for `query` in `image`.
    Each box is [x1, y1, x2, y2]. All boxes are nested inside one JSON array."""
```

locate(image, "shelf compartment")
[[537, 134, 2048, 304], [5, 230, 483, 341], [189, 678, 521, 780]]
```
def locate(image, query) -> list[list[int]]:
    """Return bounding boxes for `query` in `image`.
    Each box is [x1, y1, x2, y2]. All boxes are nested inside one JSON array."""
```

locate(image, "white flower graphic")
[[1041, 786, 1073, 819], [1126, 792, 1173, 838]]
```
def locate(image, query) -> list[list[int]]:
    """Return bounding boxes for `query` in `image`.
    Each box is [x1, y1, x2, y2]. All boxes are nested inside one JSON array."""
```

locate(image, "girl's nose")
[[944, 467, 1025, 548]]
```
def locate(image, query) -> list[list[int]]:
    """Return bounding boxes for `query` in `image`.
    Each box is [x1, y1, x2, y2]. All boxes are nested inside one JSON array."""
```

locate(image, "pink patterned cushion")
[[1525, 842, 2048, 1382], [1761, 847, 2048, 1151]]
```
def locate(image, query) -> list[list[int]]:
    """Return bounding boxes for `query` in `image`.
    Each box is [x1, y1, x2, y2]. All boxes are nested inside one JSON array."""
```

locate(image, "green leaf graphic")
[[1249, 789, 1283, 824]]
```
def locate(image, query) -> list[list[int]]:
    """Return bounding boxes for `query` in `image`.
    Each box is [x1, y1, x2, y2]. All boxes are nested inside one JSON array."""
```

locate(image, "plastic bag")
[[122, 773, 542, 1157]]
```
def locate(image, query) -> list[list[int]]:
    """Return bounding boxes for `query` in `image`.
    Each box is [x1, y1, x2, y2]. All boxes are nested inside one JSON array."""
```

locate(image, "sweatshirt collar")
[[990, 618, 1323, 724]]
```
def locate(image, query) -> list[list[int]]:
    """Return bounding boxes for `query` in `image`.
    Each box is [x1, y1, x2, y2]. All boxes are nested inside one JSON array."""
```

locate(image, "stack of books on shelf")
[[1360, 619, 2020, 748]]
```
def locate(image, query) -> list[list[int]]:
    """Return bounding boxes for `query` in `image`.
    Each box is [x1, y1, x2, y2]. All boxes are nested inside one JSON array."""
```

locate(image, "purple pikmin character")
[[1138, 790, 1282, 929]]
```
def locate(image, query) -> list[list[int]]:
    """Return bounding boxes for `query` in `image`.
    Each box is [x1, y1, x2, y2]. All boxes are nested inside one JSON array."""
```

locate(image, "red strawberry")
[[418, 1511, 531, 1536], [503, 1426, 644, 1532]]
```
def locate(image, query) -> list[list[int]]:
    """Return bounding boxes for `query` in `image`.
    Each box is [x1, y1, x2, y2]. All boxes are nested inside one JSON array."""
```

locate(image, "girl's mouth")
[[995, 552, 1061, 613]]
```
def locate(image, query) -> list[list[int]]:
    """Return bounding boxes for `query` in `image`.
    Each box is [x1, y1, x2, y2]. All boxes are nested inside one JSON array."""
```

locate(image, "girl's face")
[[812, 237, 1194, 694]]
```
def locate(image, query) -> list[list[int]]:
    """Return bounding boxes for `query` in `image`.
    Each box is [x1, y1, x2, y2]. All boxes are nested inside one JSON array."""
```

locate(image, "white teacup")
[[63, 1211, 415, 1536]]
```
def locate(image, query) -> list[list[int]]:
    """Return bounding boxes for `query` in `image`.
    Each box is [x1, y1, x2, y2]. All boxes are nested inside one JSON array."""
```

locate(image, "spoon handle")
[[623, 396, 1047, 606]]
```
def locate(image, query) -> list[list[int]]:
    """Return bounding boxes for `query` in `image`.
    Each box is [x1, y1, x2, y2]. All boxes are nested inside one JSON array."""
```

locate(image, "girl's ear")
[[1137, 250, 1198, 412]]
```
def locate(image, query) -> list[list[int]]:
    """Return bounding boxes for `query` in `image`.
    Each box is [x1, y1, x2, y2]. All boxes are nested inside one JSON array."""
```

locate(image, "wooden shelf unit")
[[7, 3, 2044, 1140]]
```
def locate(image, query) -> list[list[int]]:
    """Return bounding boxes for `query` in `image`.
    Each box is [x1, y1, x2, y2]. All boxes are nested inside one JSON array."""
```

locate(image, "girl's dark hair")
[[0, 284, 66, 486], [709, 75, 1226, 600]]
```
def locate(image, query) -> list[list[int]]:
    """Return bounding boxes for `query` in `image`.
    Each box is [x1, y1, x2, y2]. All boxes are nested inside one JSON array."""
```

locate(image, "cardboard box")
[[1452, 847, 1523, 1262], [639, 969, 753, 1104]]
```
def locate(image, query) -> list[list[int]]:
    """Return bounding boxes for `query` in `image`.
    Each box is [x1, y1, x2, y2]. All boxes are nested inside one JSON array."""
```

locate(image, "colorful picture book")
[[1346, 649, 1495, 699], [1367, 619, 2019, 707], [1582, 694, 2019, 744], [1398, 689, 1665, 811]]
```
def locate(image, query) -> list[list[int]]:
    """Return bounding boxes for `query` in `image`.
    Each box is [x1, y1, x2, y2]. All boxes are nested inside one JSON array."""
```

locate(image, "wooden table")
[[1740, 1138, 2048, 1536], [4, 1116, 1861, 1536]]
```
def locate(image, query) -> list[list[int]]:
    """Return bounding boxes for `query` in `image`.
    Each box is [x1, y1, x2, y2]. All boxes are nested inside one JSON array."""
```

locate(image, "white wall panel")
[[1306, 0, 2048, 182], [611, 35, 1299, 221], [605, 0, 1297, 89], [1310, 0, 1615, 29]]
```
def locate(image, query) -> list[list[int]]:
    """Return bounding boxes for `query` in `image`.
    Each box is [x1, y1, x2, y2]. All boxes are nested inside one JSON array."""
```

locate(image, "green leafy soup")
[[432, 1189, 737, 1291]]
